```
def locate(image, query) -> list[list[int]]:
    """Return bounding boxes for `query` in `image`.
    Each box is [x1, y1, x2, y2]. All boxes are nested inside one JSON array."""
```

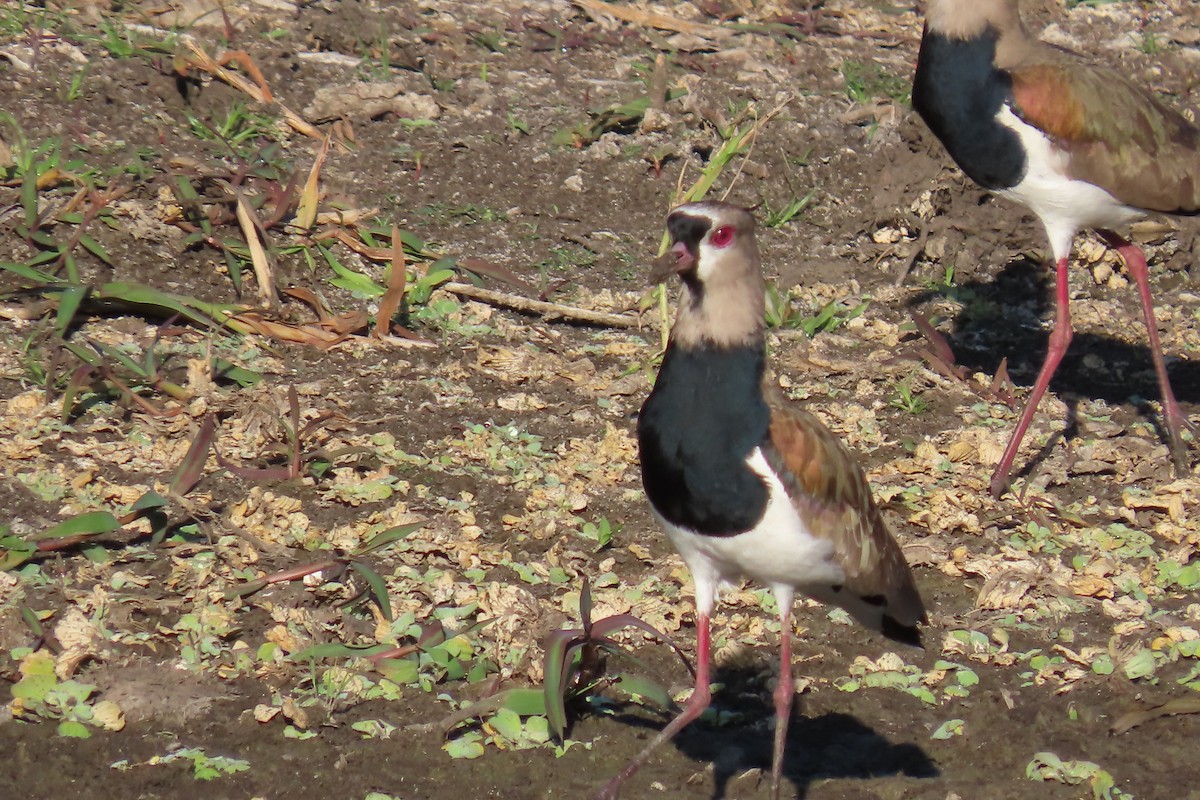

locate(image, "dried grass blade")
[[225, 186, 277, 308], [373, 225, 407, 338], [169, 415, 216, 496], [296, 135, 330, 231]]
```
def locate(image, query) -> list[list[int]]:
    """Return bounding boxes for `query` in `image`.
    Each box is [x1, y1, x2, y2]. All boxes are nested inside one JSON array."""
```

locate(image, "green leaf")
[[190, 752, 249, 780], [283, 725, 318, 740], [444, 735, 486, 760], [439, 688, 547, 736], [542, 629, 581, 741], [0, 551, 35, 571], [951, 666, 980, 687], [20, 168, 38, 226], [35, 511, 121, 540], [55, 284, 88, 337], [131, 491, 169, 511], [211, 358, 263, 387], [0, 534, 37, 561], [351, 719, 397, 739], [355, 520, 426, 555], [168, 415, 215, 496], [499, 687, 549, 715], [487, 707, 525, 741], [95, 281, 236, 329], [12, 672, 57, 704], [78, 234, 112, 265], [0, 260, 60, 282], [349, 561, 393, 621], [93, 340, 144, 375], [376, 657, 419, 685], [290, 642, 395, 661], [590, 613, 687, 662], [1122, 648, 1157, 681], [613, 673, 675, 711], [57, 720, 92, 739], [524, 714, 551, 744], [930, 719, 964, 739], [317, 245, 384, 296]]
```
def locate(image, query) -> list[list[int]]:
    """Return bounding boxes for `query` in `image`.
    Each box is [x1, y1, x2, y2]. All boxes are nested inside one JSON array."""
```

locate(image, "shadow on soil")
[[600, 662, 939, 800], [909, 255, 1200, 436]]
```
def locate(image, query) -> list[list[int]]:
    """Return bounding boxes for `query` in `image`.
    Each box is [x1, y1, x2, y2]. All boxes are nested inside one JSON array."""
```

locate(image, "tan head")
[[925, 0, 1022, 40], [652, 201, 764, 348]]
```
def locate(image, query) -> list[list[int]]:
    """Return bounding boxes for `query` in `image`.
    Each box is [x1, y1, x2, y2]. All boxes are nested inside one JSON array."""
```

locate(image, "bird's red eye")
[[710, 225, 735, 248]]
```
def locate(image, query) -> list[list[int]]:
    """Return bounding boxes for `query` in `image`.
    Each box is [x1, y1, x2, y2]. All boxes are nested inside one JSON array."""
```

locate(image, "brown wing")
[[764, 399, 926, 629], [1009, 60, 1200, 214]]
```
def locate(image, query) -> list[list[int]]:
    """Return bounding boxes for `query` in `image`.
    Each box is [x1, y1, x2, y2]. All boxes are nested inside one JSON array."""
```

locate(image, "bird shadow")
[[605, 661, 938, 799], [906, 255, 1200, 447]]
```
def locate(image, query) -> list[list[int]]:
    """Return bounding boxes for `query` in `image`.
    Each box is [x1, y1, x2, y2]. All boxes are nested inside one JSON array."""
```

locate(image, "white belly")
[[655, 448, 844, 615], [995, 104, 1142, 261]]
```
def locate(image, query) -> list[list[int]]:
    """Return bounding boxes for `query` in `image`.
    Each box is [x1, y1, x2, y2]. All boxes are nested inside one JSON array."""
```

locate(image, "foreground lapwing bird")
[[594, 202, 926, 800], [911, 0, 1200, 497]]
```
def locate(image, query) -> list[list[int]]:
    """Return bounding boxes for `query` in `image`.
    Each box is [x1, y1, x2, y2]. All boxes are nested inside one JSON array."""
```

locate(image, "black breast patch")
[[637, 343, 771, 537], [912, 27, 1027, 190]]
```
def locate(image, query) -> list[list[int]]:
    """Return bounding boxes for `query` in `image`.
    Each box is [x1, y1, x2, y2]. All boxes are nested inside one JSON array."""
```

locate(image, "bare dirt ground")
[[2, 1, 1200, 798]]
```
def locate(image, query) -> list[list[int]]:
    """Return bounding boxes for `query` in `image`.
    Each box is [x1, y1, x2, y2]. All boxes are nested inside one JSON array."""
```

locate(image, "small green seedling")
[[801, 298, 869, 337], [1027, 752, 1127, 799], [763, 191, 815, 228], [890, 378, 929, 415], [442, 578, 692, 749], [542, 578, 691, 741], [10, 650, 124, 737]]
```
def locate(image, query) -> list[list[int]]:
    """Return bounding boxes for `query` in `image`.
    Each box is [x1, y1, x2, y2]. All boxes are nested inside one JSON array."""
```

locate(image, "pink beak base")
[[649, 240, 696, 284]]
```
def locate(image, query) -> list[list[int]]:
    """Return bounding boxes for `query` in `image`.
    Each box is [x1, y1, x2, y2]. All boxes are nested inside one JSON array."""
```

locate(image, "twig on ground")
[[573, 0, 725, 36], [442, 282, 652, 329], [893, 214, 932, 287]]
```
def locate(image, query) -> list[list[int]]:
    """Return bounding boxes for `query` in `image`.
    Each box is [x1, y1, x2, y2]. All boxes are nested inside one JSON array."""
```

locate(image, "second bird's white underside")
[[995, 105, 1143, 262], [655, 447, 844, 618]]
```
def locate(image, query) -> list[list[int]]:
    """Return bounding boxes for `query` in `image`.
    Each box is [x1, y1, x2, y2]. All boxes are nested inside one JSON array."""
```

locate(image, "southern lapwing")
[[594, 202, 926, 800], [912, 0, 1200, 497]]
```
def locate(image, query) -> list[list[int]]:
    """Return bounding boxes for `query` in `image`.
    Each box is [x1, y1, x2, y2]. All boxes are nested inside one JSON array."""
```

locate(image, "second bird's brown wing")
[[1008, 59, 1200, 214]]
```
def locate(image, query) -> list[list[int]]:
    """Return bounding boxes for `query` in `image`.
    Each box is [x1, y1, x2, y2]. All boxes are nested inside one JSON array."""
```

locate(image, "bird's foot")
[[592, 779, 622, 800], [989, 469, 1011, 500], [1163, 406, 1197, 478]]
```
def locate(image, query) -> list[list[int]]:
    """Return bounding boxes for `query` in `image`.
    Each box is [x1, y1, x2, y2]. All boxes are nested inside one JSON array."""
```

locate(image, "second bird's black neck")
[[637, 340, 771, 537], [912, 25, 1027, 190]]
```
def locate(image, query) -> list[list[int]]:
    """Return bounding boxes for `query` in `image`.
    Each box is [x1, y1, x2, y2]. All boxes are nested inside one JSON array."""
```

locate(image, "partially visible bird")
[[594, 202, 926, 800], [912, 0, 1200, 497]]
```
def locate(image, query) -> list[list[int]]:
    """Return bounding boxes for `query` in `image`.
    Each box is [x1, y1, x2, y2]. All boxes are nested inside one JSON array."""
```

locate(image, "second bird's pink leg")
[[593, 614, 713, 800], [991, 256, 1074, 498], [771, 601, 795, 800], [1099, 230, 1194, 475]]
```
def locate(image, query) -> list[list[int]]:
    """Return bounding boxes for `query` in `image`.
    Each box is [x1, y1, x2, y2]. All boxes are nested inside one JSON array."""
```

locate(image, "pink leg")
[[1099, 230, 1194, 474], [991, 256, 1074, 498], [593, 613, 713, 800], [771, 604, 795, 800]]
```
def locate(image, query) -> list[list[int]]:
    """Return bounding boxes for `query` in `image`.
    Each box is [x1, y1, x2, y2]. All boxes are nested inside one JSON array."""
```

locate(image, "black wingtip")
[[880, 614, 925, 649]]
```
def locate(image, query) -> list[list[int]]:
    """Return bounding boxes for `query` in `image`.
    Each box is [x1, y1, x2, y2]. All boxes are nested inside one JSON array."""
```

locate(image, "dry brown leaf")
[[91, 700, 126, 731], [1068, 574, 1114, 599], [946, 440, 975, 463], [224, 184, 277, 308], [373, 225, 407, 339], [574, 0, 726, 35], [295, 135, 330, 231], [976, 567, 1038, 611]]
